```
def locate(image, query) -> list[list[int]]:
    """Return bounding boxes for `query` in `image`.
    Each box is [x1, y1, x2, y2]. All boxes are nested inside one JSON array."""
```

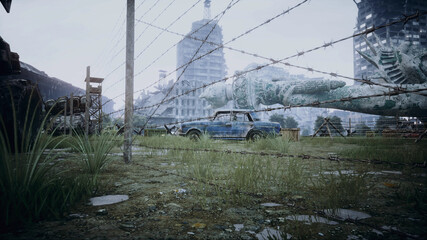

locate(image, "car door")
[[231, 113, 253, 138], [206, 113, 233, 138]]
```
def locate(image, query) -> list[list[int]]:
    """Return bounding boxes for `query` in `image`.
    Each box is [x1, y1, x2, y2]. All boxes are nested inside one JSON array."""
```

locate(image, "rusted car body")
[[176, 110, 281, 140]]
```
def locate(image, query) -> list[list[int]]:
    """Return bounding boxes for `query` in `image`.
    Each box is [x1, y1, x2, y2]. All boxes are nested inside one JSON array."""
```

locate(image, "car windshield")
[[214, 113, 230, 121], [249, 112, 260, 121], [232, 113, 250, 122]]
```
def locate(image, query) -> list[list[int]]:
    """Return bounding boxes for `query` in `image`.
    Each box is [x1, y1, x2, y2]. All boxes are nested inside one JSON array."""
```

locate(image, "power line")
[[135, 0, 178, 45], [96, 0, 149, 77], [127, 87, 427, 129], [102, 0, 163, 80], [91, 5, 126, 76], [103, 0, 203, 92], [135, 18, 401, 91], [104, 11, 425, 120], [130, 10, 425, 110], [103, 0, 310, 103], [140, 0, 240, 130]]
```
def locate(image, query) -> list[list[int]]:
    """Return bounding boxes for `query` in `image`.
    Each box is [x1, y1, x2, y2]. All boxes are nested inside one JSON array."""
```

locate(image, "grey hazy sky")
[[0, 0, 358, 109]]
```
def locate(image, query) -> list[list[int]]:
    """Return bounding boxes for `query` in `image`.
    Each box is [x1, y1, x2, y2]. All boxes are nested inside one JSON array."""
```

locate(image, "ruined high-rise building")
[[174, 0, 227, 119], [353, 0, 427, 83]]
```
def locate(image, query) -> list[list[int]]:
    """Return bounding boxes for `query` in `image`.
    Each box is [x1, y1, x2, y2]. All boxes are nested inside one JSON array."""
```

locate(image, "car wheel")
[[187, 130, 201, 141], [249, 131, 263, 141]]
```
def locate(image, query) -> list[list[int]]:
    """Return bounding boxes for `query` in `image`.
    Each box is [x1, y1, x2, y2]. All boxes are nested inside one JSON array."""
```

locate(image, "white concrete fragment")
[[285, 215, 338, 225], [234, 224, 244, 232], [261, 202, 282, 207], [89, 195, 129, 206], [256, 228, 291, 240], [324, 209, 371, 220]]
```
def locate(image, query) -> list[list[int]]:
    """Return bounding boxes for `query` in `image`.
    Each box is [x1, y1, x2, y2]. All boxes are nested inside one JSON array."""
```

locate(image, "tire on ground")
[[187, 130, 201, 141], [247, 130, 263, 141]]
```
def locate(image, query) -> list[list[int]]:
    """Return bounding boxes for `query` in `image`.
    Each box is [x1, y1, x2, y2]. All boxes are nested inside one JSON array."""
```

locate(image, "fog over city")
[[0, 0, 357, 110]]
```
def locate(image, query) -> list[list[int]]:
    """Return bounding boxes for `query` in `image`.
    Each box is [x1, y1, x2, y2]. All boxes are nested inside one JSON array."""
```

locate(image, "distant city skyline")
[[0, 0, 357, 110]]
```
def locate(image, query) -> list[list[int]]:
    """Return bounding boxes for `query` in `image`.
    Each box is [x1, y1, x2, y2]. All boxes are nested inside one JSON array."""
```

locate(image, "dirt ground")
[[2, 139, 427, 240]]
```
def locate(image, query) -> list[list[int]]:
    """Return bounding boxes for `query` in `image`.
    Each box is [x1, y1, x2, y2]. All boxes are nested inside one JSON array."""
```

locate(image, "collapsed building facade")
[[353, 0, 427, 82], [173, 0, 227, 120]]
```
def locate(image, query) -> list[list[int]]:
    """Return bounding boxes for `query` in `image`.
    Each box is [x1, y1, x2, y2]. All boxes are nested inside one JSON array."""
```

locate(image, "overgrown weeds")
[[0, 91, 94, 227], [247, 136, 290, 153], [310, 170, 369, 210], [70, 131, 120, 175], [0, 91, 117, 228]]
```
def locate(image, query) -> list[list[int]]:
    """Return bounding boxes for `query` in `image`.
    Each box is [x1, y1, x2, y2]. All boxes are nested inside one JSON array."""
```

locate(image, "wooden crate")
[[280, 128, 300, 142], [144, 128, 167, 137], [366, 131, 375, 137]]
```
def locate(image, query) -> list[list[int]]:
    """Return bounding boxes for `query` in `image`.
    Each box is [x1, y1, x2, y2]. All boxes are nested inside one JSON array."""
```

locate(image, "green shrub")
[[0, 93, 93, 227], [70, 131, 119, 175], [248, 136, 290, 153]]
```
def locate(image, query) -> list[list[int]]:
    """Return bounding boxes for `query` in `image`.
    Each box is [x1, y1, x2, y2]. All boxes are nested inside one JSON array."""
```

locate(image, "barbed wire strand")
[[103, 0, 311, 103], [102, 0, 163, 81], [157, 89, 427, 128], [136, 144, 424, 167], [103, 0, 239, 93], [105, 10, 425, 113], [91, 6, 127, 76], [95, 0, 150, 78], [135, 18, 402, 91], [103, 0, 204, 92], [140, 0, 240, 130]]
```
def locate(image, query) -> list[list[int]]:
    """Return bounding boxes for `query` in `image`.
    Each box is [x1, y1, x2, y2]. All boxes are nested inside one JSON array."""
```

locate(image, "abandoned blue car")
[[176, 110, 281, 140]]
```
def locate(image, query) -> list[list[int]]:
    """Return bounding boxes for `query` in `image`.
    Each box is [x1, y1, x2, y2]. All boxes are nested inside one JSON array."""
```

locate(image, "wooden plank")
[[86, 77, 104, 83]]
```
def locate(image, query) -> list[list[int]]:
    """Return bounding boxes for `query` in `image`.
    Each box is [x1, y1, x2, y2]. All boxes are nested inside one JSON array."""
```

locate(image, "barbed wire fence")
[[102, 0, 204, 93], [88, 1, 427, 159], [102, 0, 241, 95], [56, 4, 427, 232], [102, 10, 426, 113]]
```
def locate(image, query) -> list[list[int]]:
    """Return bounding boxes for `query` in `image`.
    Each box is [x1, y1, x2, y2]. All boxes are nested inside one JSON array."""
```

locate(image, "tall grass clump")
[[229, 155, 282, 194], [137, 134, 194, 149], [310, 170, 369, 209], [70, 131, 119, 175], [279, 157, 307, 195], [247, 136, 290, 153], [192, 133, 215, 149], [0, 89, 91, 227]]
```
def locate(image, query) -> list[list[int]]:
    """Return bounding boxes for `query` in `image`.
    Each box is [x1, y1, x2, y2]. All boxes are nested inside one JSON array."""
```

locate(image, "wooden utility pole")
[[124, 0, 135, 164], [64, 97, 67, 135], [70, 93, 73, 136], [85, 66, 90, 138]]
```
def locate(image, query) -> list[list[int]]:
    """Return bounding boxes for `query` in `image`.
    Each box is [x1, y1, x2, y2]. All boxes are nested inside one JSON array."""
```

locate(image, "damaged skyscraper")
[[174, 0, 227, 120], [353, 0, 427, 82]]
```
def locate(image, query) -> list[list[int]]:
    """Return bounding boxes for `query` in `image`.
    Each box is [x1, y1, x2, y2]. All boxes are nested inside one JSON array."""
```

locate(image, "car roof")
[[214, 109, 253, 114]]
